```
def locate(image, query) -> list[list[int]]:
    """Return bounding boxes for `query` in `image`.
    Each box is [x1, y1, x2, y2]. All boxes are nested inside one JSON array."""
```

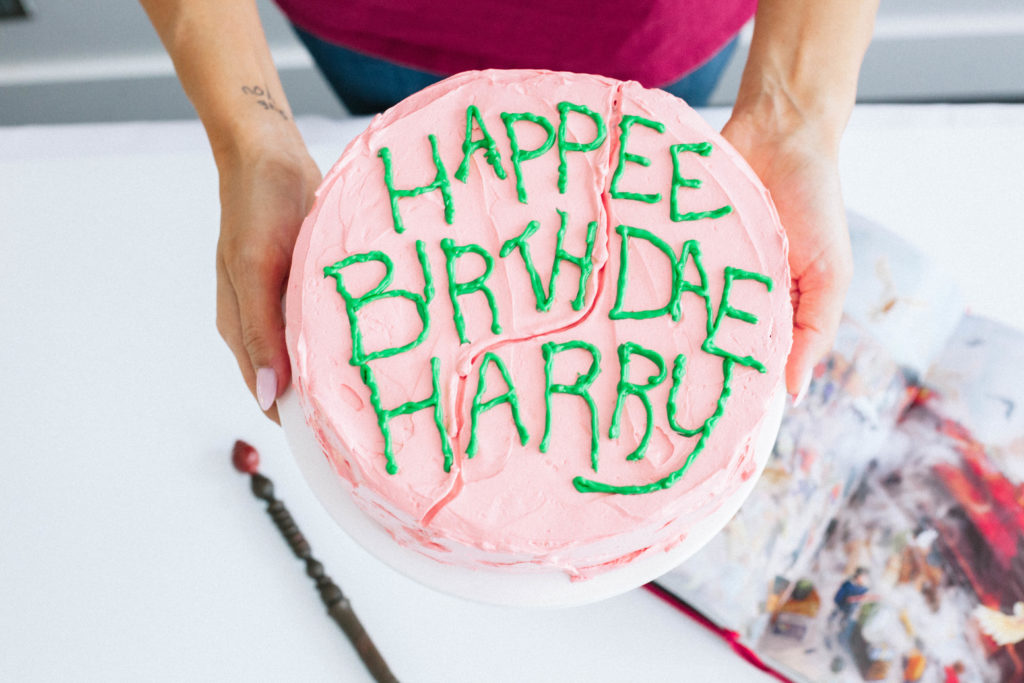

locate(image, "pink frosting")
[[286, 70, 792, 578]]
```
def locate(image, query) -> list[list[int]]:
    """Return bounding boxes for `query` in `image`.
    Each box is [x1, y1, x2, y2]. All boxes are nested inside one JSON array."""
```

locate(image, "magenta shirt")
[[274, 0, 755, 88]]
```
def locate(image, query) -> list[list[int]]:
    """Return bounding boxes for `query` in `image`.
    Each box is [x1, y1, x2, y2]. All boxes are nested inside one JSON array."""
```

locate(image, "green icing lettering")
[[702, 266, 773, 373], [665, 354, 703, 437], [541, 340, 601, 472], [501, 111, 556, 204], [455, 104, 507, 183], [323, 240, 434, 366], [669, 142, 733, 222], [498, 218, 544, 304], [440, 238, 502, 344], [467, 352, 529, 457], [574, 357, 736, 495], [609, 225, 713, 324], [499, 209, 597, 312], [609, 342, 668, 461], [609, 114, 665, 204], [556, 101, 607, 194], [378, 134, 454, 234], [360, 357, 453, 475]]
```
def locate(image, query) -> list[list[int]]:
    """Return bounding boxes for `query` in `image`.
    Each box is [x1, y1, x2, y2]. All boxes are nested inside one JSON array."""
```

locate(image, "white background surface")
[[2, 105, 1023, 681]]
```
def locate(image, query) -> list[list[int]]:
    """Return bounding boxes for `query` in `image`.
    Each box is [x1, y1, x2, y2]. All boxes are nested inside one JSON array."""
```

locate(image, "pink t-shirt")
[[274, 0, 755, 87]]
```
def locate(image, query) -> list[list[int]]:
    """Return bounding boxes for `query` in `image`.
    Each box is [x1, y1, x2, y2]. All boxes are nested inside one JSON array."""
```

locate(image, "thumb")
[[230, 246, 292, 419]]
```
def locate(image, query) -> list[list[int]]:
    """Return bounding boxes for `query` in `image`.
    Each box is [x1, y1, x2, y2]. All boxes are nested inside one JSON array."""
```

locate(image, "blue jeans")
[[294, 27, 738, 115]]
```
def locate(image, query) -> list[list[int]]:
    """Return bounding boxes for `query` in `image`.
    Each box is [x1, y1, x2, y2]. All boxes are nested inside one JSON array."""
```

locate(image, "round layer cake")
[[286, 69, 792, 582]]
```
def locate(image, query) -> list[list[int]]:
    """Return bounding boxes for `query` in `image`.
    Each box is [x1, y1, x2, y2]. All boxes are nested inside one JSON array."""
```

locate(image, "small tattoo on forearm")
[[242, 85, 289, 120]]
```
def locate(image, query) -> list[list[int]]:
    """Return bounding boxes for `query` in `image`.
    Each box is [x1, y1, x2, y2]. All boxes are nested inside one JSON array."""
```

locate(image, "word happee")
[[376, 103, 733, 234]]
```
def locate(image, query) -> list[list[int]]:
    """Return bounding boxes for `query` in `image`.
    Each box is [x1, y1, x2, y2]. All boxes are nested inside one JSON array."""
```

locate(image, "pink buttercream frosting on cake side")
[[286, 70, 792, 579]]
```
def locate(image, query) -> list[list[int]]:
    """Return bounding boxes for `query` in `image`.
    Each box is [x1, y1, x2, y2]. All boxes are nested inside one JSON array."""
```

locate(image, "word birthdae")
[[323, 102, 775, 496]]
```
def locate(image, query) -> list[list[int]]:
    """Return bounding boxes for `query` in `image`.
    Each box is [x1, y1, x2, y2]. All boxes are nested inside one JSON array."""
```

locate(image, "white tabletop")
[[2, 104, 1023, 681]]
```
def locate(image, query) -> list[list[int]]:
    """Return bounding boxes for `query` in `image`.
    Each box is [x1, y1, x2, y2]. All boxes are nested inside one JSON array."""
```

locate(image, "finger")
[[220, 245, 287, 423], [228, 240, 291, 406], [786, 258, 852, 400], [216, 251, 253, 386]]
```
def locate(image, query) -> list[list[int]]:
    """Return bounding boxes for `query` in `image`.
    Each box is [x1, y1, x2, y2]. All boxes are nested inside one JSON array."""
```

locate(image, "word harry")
[[324, 103, 774, 496]]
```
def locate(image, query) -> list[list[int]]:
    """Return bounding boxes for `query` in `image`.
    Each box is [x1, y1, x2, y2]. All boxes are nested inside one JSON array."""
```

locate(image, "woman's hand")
[[214, 125, 321, 421], [723, 0, 877, 401], [722, 110, 852, 402], [140, 0, 322, 419]]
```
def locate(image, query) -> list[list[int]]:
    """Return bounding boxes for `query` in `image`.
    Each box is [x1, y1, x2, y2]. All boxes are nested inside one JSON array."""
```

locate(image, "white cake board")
[[279, 387, 785, 608]]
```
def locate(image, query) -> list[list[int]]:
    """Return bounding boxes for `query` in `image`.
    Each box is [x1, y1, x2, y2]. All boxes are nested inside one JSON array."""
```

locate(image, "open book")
[[654, 213, 1024, 682]]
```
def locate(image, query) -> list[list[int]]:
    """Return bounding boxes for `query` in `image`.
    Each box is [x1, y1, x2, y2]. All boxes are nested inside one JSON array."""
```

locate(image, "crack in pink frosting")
[[286, 70, 792, 578]]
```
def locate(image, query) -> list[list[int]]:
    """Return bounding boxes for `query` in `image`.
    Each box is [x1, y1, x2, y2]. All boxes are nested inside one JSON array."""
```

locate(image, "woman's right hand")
[[139, 0, 320, 420], [214, 122, 321, 422]]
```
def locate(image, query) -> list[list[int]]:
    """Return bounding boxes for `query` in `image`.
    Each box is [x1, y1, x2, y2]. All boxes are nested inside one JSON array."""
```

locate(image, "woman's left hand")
[[721, 111, 853, 402]]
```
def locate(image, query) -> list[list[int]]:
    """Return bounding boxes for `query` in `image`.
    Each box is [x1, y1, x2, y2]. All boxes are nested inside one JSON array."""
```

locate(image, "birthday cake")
[[286, 69, 792, 580]]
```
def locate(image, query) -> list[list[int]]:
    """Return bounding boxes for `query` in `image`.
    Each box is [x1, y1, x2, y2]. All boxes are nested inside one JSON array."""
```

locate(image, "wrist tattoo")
[[242, 85, 289, 121]]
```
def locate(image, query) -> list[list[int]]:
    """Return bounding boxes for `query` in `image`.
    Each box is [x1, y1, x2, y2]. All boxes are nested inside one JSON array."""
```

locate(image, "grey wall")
[[1, 0, 1023, 125], [0, 0, 344, 123]]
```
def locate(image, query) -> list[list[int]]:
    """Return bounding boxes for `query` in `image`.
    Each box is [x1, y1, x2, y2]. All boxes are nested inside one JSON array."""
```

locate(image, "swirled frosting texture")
[[286, 70, 791, 578]]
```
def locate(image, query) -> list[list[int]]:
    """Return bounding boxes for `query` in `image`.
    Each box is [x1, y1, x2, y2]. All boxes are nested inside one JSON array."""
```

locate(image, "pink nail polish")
[[256, 367, 278, 411]]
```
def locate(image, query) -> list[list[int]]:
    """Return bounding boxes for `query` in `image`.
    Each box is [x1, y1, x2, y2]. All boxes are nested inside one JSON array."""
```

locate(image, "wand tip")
[[232, 440, 260, 474]]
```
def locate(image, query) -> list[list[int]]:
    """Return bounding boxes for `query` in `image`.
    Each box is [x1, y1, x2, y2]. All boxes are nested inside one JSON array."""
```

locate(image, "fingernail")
[[792, 372, 812, 408], [256, 367, 278, 411]]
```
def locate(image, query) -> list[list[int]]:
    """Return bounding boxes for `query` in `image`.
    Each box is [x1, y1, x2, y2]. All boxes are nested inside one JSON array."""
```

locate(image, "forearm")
[[733, 0, 879, 152], [139, 0, 299, 165]]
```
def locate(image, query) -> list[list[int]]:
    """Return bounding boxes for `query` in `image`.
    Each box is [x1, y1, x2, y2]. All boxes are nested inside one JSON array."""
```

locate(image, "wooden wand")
[[232, 440, 399, 683]]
